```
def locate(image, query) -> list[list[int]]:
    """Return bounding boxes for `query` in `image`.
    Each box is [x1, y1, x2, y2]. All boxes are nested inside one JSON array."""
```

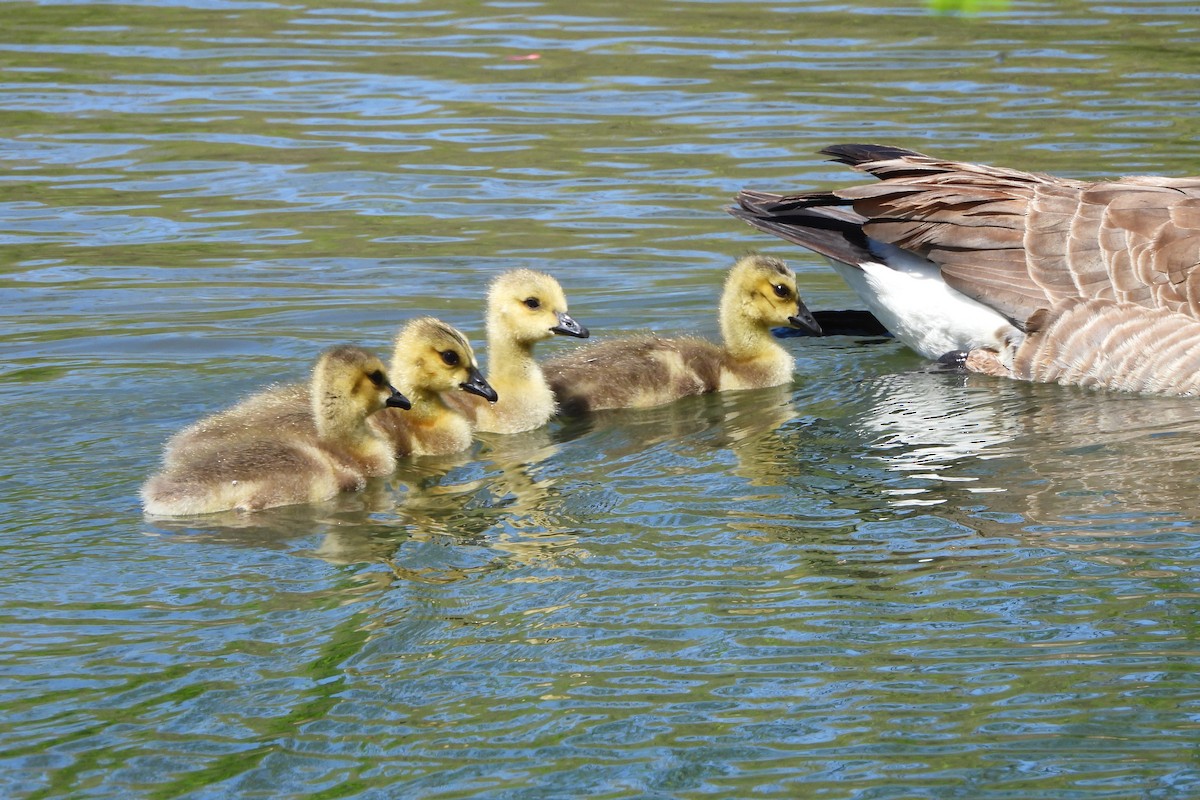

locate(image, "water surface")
[[4, 0, 1200, 797]]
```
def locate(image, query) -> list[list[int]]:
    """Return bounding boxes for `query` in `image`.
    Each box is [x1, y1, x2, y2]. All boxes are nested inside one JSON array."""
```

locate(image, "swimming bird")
[[370, 316, 499, 456], [141, 345, 410, 516], [446, 269, 589, 433], [543, 254, 821, 414], [730, 143, 1200, 396]]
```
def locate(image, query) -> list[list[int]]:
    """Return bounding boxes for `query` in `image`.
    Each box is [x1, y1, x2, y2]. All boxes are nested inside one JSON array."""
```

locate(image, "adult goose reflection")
[[849, 369, 1200, 526]]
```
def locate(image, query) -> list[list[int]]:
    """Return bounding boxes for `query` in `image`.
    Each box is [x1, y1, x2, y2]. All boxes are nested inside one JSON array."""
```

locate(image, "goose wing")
[[734, 144, 1200, 325], [1000, 298, 1200, 396]]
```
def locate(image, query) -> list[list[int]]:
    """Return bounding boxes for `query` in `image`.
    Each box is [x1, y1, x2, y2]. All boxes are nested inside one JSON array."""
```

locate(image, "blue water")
[[4, 1, 1200, 797]]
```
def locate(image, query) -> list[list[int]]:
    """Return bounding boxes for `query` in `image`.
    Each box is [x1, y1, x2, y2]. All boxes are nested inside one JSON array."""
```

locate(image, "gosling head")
[[311, 345, 411, 429], [487, 269, 589, 345], [724, 254, 821, 334], [391, 317, 499, 402]]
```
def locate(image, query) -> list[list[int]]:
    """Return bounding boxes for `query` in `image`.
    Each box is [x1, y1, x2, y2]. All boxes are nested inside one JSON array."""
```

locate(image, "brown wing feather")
[[729, 192, 874, 267], [1003, 299, 1200, 395], [732, 145, 1200, 397], [737, 144, 1200, 325]]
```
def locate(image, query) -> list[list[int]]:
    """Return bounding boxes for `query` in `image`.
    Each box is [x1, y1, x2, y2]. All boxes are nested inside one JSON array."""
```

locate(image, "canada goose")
[[731, 143, 1200, 396], [446, 269, 589, 434], [141, 345, 410, 516], [543, 254, 821, 414], [370, 316, 499, 456]]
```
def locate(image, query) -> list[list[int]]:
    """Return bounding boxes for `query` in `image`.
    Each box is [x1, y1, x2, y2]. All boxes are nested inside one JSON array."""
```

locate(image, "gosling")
[[141, 345, 410, 516], [447, 269, 589, 434], [543, 254, 820, 414], [370, 316, 499, 456]]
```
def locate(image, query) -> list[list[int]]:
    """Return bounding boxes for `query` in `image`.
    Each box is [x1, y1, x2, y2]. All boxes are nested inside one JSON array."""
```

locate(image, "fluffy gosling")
[[141, 345, 410, 516], [447, 269, 588, 434], [370, 316, 498, 456], [543, 254, 819, 414]]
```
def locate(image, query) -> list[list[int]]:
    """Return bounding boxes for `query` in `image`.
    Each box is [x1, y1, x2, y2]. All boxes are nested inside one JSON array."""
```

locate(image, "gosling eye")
[[772, 283, 791, 299], [368, 369, 386, 387], [440, 350, 461, 367], [523, 297, 541, 309]]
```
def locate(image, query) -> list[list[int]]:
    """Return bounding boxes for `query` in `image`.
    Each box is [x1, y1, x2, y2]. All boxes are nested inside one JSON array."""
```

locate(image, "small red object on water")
[[504, 53, 541, 61]]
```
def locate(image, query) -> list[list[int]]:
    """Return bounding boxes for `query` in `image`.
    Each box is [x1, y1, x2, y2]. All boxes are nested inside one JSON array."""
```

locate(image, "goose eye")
[[440, 350, 461, 367], [772, 283, 791, 299], [368, 369, 386, 387], [524, 297, 541, 309]]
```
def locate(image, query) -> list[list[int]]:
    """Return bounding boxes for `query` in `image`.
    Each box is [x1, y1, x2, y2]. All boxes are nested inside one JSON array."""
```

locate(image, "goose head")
[[390, 317, 498, 402], [310, 345, 410, 436], [721, 254, 821, 335], [487, 268, 589, 345]]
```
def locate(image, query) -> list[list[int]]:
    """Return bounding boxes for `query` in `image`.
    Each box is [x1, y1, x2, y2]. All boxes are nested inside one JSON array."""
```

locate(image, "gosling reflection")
[[551, 380, 796, 463], [331, 386, 801, 578], [707, 384, 799, 487], [309, 434, 584, 578]]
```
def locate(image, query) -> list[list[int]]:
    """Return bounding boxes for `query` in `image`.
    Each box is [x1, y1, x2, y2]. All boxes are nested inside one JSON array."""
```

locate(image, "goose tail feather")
[[729, 192, 873, 268]]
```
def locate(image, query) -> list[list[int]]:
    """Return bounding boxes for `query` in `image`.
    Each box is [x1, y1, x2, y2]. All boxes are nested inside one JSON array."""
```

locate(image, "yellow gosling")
[[370, 317, 498, 456], [543, 254, 819, 414], [141, 345, 410, 516], [447, 269, 588, 434]]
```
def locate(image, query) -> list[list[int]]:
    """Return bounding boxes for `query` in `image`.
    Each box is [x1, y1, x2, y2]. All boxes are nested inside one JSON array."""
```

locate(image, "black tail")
[[729, 190, 873, 267], [819, 143, 929, 168]]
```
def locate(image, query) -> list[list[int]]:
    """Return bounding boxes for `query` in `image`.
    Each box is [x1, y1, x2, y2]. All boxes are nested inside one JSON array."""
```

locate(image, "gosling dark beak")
[[788, 298, 822, 335], [385, 386, 412, 410], [550, 311, 589, 339], [460, 366, 499, 403]]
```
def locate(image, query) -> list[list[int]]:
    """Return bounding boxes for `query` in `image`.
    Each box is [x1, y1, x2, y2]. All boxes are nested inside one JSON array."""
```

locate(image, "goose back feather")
[[968, 299, 1200, 396]]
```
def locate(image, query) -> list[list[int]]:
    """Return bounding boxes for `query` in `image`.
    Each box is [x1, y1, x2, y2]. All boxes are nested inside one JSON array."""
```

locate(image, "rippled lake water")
[[5, 0, 1200, 797]]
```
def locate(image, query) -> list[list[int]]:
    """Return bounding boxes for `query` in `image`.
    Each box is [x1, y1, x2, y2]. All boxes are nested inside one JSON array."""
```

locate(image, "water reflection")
[[315, 385, 802, 574], [13, 0, 1200, 796], [852, 368, 1200, 528], [301, 433, 584, 578], [853, 369, 1025, 503]]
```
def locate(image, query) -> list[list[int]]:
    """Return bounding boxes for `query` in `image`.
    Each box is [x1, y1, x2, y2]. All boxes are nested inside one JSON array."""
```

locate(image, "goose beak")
[[460, 366, 499, 403], [788, 299, 823, 335], [385, 386, 412, 410], [550, 311, 589, 338]]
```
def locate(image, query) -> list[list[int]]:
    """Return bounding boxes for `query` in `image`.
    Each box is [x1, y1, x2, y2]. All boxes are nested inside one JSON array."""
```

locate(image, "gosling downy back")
[[141, 345, 410, 516], [543, 254, 819, 414], [731, 143, 1200, 395], [371, 316, 498, 456], [448, 268, 589, 434]]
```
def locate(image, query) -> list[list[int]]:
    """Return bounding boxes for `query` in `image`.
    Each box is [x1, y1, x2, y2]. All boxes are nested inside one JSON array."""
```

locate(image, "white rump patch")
[[826, 242, 1021, 360]]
